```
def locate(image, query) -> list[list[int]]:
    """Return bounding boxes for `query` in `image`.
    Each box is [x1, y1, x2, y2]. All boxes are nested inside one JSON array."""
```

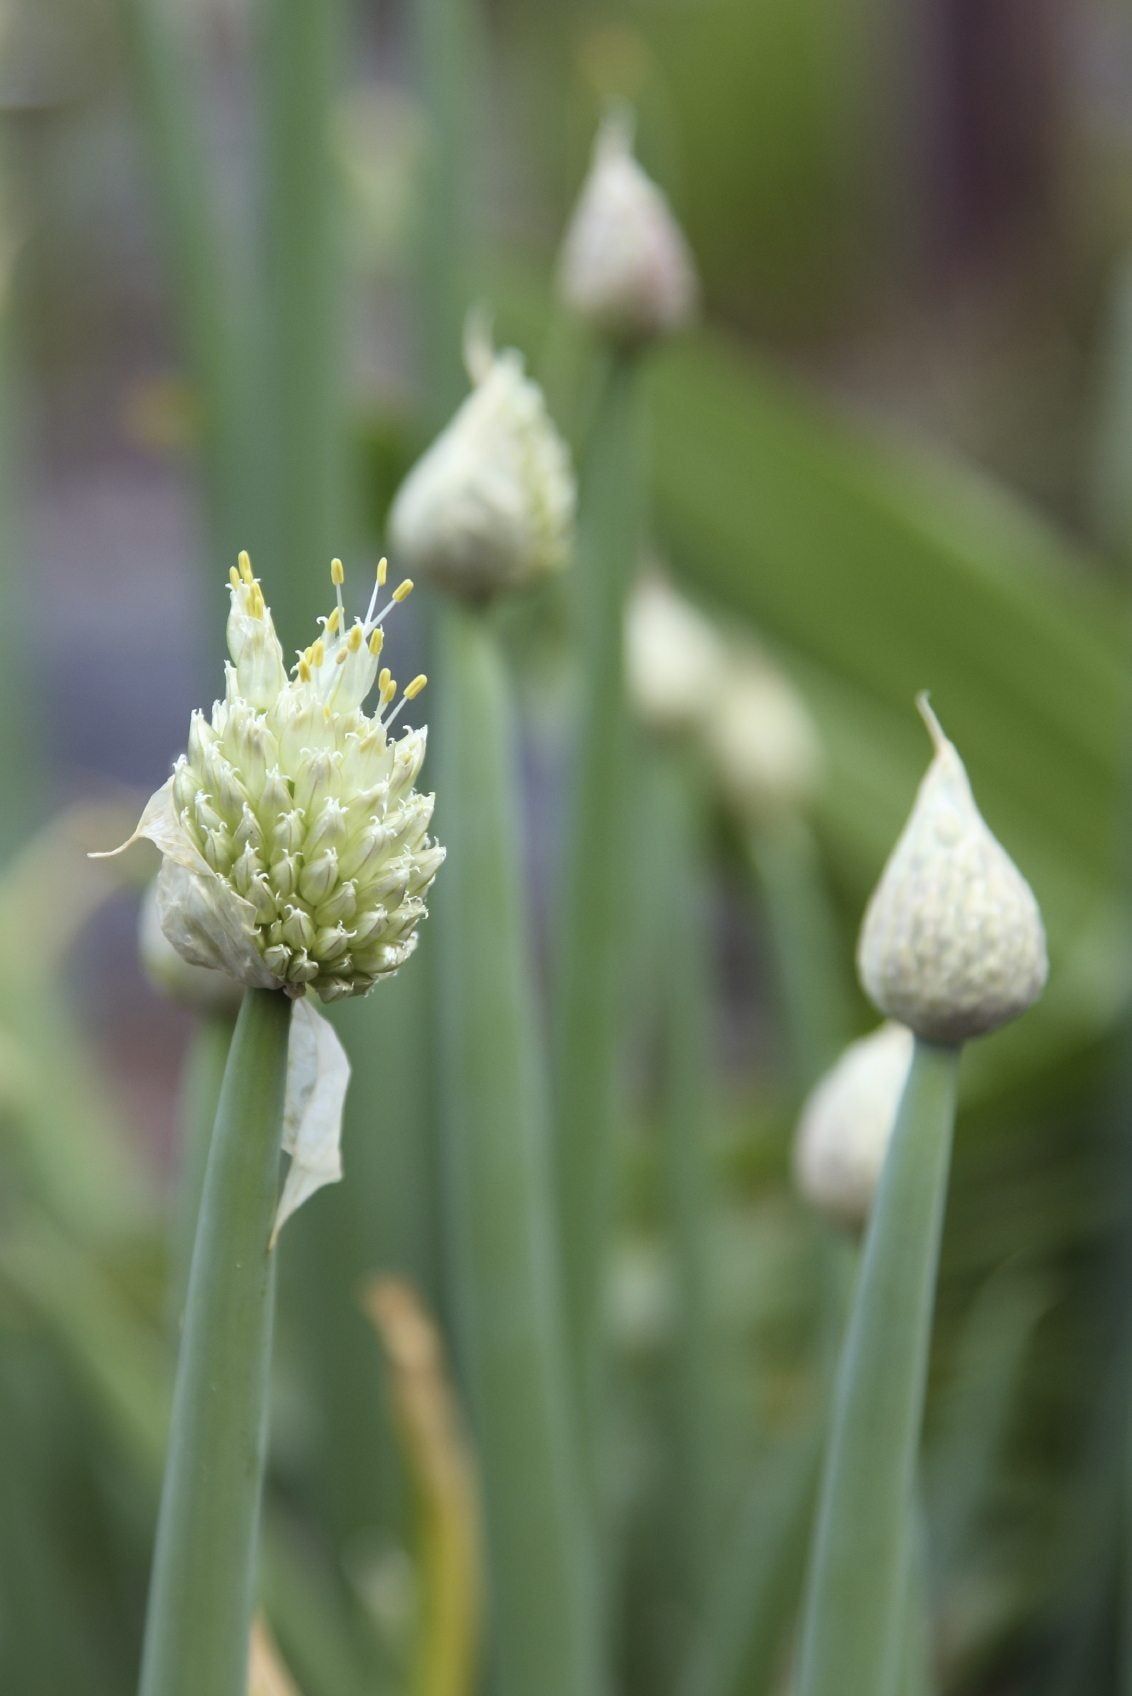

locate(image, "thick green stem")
[[747, 816, 851, 1095], [796, 1038, 960, 1696], [437, 604, 606, 1696], [554, 350, 644, 1415], [138, 988, 292, 1696], [171, 1012, 235, 1324]]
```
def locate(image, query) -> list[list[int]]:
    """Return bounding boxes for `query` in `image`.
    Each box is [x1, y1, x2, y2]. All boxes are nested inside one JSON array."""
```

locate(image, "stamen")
[[330, 557, 345, 587], [347, 622, 363, 652], [312, 639, 326, 668], [377, 556, 388, 587], [368, 628, 384, 657], [378, 667, 392, 695], [238, 550, 254, 585], [298, 658, 312, 682], [405, 674, 428, 700], [326, 606, 343, 635], [229, 565, 241, 591], [393, 579, 413, 603]]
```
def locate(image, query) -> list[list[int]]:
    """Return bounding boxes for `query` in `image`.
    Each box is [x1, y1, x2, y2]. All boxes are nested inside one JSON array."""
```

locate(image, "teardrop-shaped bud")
[[857, 698, 1048, 1043], [794, 1023, 913, 1228], [558, 111, 697, 346]]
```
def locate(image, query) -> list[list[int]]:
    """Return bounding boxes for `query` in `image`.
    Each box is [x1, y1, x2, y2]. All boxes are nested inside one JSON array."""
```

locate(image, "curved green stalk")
[[138, 988, 293, 1696], [796, 1038, 960, 1696], [437, 604, 606, 1696], [554, 350, 644, 1415]]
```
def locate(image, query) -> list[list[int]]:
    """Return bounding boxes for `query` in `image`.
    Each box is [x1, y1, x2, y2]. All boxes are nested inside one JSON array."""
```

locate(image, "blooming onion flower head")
[[857, 696, 1047, 1043], [558, 109, 698, 346], [794, 1022, 914, 1229], [388, 318, 575, 602], [100, 552, 445, 1005]]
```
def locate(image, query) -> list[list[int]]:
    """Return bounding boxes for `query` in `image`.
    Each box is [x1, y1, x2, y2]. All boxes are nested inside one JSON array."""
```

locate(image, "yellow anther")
[[229, 565, 241, 591], [404, 674, 428, 701], [331, 557, 345, 587], [326, 606, 343, 635], [392, 578, 413, 603], [335, 646, 348, 666], [368, 627, 384, 656], [312, 639, 326, 668], [381, 676, 397, 706], [252, 584, 266, 617], [377, 556, 388, 587], [298, 659, 312, 683], [238, 550, 254, 584], [347, 623, 363, 652], [378, 667, 392, 693]]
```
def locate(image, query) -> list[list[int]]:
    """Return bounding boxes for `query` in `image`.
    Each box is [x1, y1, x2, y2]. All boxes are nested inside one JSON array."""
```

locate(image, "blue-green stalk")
[[138, 988, 292, 1696], [795, 1038, 960, 1696], [554, 349, 644, 1417], [437, 604, 606, 1696], [171, 1012, 234, 1320]]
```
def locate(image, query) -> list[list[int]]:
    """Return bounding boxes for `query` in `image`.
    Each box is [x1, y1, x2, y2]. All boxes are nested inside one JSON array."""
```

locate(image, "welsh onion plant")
[[796, 697, 1048, 1696], [553, 112, 698, 1453], [95, 554, 444, 1696]]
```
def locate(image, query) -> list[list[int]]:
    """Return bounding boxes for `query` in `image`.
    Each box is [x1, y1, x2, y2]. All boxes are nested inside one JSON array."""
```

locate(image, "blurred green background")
[[3, 0, 1132, 1692]]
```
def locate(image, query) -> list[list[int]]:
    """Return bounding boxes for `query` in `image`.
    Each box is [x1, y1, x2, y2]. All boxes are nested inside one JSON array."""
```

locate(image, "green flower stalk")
[[796, 697, 1047, 1696], [392, 346, 606, 1696], [97, 553, 443, 1696]]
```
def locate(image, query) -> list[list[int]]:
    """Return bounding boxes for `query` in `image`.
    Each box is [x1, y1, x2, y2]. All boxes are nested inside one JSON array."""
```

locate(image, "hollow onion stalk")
[[553, 350, 644, 1421], [437, 604, 606, 1696], [795, 1038, 960, 1696], [138, 988, 293, 1696]]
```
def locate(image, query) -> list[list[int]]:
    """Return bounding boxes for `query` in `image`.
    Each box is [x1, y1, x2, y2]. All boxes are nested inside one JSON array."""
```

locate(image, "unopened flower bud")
[[794, 1023, 913, 1228], [705, 642, 822, 824], [625, 574, 724, 742], [857, 697, 1048, 1043], [97, 551, 445, 1005], [388, 323, 575, 602], [558, 111, 697, 346]]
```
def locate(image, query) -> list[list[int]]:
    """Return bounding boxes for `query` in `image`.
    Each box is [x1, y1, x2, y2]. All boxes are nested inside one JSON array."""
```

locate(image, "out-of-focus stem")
[[116, 0, 252, 577], [796, 1038, 960, 1696], [437, 603, 607, 1696], [259, 0, 346, 638], [364, 1278, 482, 1696], [138, 988, 292, 1696], [654, 759, 723, 1612], [554, 349, 644, 1427], [747, 815, 851, 1095]]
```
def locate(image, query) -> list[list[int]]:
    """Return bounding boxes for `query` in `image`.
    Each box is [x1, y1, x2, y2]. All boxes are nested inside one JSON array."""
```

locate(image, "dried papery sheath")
[[858, 697, 1047, 1043], [705, 641, 822, 824], [794, 1023, 913, 1228], [558, 110, 697, 345], [138, 879, 244, 1014], [625, 573, 724, 743], [97, 552, 445, 1006], [388, 320, 575, 602]]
